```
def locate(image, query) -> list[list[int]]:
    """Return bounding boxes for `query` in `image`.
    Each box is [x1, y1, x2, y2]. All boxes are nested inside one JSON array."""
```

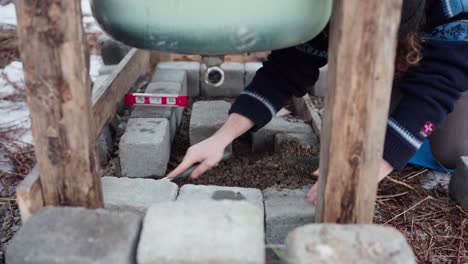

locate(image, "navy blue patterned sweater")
[[230, 0, 468, 170]]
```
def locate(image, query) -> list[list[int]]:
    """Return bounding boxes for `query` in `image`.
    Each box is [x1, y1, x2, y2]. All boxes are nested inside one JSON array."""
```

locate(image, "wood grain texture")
[[15, 0, 103, 207], [315, 0, 402, 223], [292, 95, 322, 137], [16, 167, 43, 222], [91, 48, 150, 138]]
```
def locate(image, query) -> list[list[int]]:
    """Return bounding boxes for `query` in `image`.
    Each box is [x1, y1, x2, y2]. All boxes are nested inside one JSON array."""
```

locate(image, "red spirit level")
[[124, 93, 188, 107]]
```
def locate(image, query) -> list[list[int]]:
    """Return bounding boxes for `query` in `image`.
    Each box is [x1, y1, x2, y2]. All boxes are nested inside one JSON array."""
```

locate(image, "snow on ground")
[[0, 1, 102, 33]]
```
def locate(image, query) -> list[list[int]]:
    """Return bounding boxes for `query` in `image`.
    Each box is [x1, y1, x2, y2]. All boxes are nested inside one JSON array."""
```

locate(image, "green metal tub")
[[91, 0, 333, 54]]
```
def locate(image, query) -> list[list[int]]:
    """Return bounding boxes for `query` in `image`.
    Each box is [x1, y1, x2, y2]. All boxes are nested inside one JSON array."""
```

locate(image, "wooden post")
[[15, 1, 103, 207], [315, 0, 402, 223]]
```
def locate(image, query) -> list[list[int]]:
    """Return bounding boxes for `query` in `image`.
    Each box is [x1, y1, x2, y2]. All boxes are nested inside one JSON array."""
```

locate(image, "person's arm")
[[167, 32, 329, 179], [384, 37, 468, 170]]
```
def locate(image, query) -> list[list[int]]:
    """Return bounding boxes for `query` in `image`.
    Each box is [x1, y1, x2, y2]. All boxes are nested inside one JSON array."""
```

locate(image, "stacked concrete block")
[[157, 61, 201, 96], [274, 132, 318, 153], [137, 201, 265, 264], [313, 65, 328, 97], [97, 127, 113, 167], [449, 156, 468, 210], [263, 186, 315, 244], [119, 118, 171, 177], [285, 224, 416, 264], [252, 117, 314, 152], [98, 34, 131, 65], [245, 62, 262, 87], [130, 106, 177, 142], [190, 101, 231, 151], [152, 69, 188, 95], [102, 176, 179, 214], [177, 184, 264, 217], [6, 207, 142, 264], [201, 62, 245, 97]]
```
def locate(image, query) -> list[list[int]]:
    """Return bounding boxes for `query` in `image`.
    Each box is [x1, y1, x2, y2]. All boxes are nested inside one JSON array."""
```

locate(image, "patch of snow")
[[0, 61, 24, 98], [420, 170, 451, 190], [0, 3, 16, 25], [90, 55, 104, 82]]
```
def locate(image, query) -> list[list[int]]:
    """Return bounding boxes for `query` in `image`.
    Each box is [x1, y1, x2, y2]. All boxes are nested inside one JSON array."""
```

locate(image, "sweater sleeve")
[[229, 31, 328, 130], [384, 38, 468, 170]]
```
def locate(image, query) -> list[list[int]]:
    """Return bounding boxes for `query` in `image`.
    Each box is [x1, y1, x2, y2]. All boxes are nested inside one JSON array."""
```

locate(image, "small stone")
[[137, 201, 265, 264], [102, 176, 178, 213], [252, 117, 314, 152], [6, 207, 141, 264], [263, 186, 315, 244], [449, 157, 468, 210], [285, 224, 416, 264], [119, 118, 171, 177], [156, 62, 201, 96], [200, 62, 245, 97]]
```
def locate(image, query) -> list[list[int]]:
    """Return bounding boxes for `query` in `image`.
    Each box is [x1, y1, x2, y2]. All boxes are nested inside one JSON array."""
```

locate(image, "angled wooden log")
[[315, 0, 403, 223]]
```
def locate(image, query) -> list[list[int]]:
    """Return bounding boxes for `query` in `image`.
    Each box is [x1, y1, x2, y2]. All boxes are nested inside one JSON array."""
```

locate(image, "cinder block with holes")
[[119, 118, 170, 177], [200, 62, 245, 97]]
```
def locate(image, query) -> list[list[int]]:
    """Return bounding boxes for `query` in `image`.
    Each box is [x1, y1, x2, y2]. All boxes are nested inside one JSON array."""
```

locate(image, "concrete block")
[[263, 186, 315, 244], [274, 133, 318, 154], [201, 62, 245, 97], [98, 65, 118, 75], [190, 100, 231, 147], [313, 65, 328, 97], [177, 184, 264, 215], [97, 126, 113, 167], [119, 118, 171, 177], [98, 34, 131, 65], [449, 156, 468, 210], [145, 81, 185, 127], [157, 61, 201, 96], [285, 224, 416, 264], [102, 176, 178, 213], [252, 117, 314, 152], [6, 207, 141, 264], [130, 106, 177, 142], [138, 201, 265, 264], [245, 62, 262, 86], [152, 69, 188, 96]]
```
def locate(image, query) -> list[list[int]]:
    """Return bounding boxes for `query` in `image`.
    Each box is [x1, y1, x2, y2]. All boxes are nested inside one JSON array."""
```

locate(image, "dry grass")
[[375, 167, 467, 263]]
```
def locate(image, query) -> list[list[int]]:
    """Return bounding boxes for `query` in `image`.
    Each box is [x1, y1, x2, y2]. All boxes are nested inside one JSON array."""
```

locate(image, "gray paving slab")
[[119, 118, 170, 177], [252, 117, 314, 152], [263, 186, 315, 244], [157, 61, 201, 96], [285, 224, 416, 264], [6, 207, 141, 264], [102, 176, 178, 214], [137, 201, 265, 264]]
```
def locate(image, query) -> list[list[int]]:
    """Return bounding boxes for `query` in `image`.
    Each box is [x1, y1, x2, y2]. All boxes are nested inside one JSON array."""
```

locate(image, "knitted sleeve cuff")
[[229, 91, 278, 131], [383, 118, 424, 171]]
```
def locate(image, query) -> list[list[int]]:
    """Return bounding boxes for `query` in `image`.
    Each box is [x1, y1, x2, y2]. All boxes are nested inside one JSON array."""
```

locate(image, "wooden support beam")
[[92, 48, 150, 138], [16, 167, 43, 222], [15, 0, 103, 207], [315, 0, 402, 223]]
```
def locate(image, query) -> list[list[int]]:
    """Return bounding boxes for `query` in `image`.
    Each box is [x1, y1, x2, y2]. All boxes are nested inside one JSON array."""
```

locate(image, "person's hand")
[[166, 136, 228, 179], [307, 159, 394, 203]]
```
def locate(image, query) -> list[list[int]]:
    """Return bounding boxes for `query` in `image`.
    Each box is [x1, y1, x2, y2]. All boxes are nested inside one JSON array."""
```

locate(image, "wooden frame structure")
[[15, 0, 402, 224]]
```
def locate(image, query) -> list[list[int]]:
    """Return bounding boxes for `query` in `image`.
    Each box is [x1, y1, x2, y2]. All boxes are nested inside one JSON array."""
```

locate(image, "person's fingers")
[[166, 156, 199, 178], [190, 161, 214, 179], [312, 168, 320, 177], [307, 183, 319, 203]]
